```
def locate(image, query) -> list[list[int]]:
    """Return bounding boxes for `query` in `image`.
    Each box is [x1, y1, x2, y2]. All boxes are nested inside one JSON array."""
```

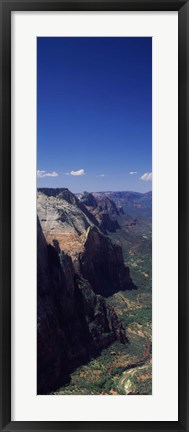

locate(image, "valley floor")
[[52, 287, 152, 396], [51, 208, 152, 396]]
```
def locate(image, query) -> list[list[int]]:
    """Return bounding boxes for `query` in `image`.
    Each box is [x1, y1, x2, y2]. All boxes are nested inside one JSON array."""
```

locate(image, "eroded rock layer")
[[37, 188, 135, 296], [37, 218, 126, 394]]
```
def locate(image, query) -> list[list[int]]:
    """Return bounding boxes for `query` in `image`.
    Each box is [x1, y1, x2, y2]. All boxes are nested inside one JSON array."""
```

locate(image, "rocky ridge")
[[37, 188, 135, 296], [37, 217, 126, 394], [92, 191, 152, 209], [78, 191, 122, 234]]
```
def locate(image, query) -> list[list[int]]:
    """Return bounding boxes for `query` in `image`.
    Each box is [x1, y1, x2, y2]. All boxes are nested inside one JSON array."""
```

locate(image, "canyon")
[[37, 188, 136, 393]]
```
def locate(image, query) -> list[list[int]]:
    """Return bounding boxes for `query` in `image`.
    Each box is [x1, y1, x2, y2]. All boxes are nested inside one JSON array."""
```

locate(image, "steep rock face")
[[94, 198, 121, 233], [79, 227, 135, 296], [38, 187, 78, 205], [37, 218, 126, 394], [80, 191, 97, 207], [79, 193, 121, 234], [37, 189, 136, 297], [37, 191, 98, 263], [96, 212, 120, 234], [96, 197, 120, 216], [38, 187, 98, 226]]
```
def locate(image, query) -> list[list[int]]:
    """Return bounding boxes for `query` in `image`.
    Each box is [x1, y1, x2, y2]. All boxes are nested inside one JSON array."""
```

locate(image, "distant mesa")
[[91, 190, 152, 209]]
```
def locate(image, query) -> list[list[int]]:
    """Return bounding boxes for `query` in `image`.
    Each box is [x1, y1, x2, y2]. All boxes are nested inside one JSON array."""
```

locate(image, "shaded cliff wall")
[[37, 218, 126, 394]]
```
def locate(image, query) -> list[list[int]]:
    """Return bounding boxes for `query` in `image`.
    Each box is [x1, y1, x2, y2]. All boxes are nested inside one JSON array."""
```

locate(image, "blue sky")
[[37, 37, 152, 193]]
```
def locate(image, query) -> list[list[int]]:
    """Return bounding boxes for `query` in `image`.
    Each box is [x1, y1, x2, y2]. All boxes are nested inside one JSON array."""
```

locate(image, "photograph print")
[[37, 37, 152, 395]]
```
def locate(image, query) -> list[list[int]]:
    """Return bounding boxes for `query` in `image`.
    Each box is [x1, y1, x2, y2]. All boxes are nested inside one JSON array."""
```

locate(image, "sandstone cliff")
[[37, 188, 135, 296], [37, 217, 126, 394], [79, 226, 134, 296], [79, 192, 121, 233]]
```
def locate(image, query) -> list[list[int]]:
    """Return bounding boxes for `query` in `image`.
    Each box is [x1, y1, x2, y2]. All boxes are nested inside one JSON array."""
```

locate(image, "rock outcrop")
[[96, 196, 120, 216], [79, 192, 121, 234], [79, 226, 135, 296], [79, 191, 97, 208], [38, 187, 98, 226], [77, 192, 122, 233], [37, 188, 135, 295], [37, 190, 97, 263], [38, 187, 78, 205], [37, 218, 126, 394], [95, 212, 120, 234]]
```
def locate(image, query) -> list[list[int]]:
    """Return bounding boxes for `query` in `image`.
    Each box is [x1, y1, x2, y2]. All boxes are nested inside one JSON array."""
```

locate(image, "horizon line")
[[37, 187, 152, 195]]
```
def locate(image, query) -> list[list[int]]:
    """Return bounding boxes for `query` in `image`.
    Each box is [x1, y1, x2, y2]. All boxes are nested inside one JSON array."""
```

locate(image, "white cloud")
[[140, 172, 152, 181], [129, 171, 137, 175], [96, 174, 106, 177], [37, 170, 58, 178], [70, 169, 85, 176]]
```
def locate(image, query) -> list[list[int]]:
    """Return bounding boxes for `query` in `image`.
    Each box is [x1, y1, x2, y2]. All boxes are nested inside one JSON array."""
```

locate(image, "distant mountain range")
[[77, 190, 152, 209]]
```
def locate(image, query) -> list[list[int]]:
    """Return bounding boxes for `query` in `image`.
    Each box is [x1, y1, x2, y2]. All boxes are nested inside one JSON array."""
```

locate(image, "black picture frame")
[[0, 1, 188, 431]]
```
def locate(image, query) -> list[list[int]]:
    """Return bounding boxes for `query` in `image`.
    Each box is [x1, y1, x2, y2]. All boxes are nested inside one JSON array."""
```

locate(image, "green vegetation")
[[120, 307, 152, 328], [53, 207, 152, 396]]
